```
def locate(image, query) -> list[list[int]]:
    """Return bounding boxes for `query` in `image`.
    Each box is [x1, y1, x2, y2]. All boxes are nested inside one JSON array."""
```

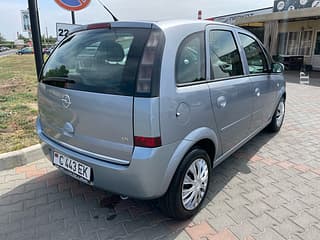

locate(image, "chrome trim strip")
[[52, 138, 130, 165]]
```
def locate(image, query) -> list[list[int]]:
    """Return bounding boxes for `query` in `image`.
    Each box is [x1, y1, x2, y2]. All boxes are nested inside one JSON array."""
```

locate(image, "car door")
[[160, 31, 216, 147], [206, 26, 253, 154], [38, 28, 150, 164], [237, 32, 277, 133]]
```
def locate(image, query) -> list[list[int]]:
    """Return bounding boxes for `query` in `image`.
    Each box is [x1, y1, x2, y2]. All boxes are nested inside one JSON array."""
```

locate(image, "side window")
[[239, 33, 269, 74], [209, 30, 243, 80], [176, 32, 205, 84]]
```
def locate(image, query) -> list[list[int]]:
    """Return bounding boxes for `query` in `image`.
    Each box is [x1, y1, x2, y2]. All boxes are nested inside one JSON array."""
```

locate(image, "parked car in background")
[[44, 46, 57, 55], [37, 20, 286, 219], [0, 46, 10, 52], [16, 47, 33, 55], [43, 48, 50, 55]]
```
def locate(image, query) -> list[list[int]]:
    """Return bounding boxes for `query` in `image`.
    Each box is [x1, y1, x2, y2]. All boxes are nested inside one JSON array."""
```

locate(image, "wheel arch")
[[160, 127, 219, 196], [271, 86, 286, 115], [192, 139, 216, 167]]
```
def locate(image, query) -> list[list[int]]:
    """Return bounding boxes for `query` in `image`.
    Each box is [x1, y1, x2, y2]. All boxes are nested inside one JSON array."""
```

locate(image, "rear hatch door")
[[38, 26, 150, 164]]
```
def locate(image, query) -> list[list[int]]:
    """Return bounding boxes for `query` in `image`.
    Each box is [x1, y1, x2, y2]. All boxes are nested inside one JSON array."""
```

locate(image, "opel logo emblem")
[[61, 95, 71, 109]]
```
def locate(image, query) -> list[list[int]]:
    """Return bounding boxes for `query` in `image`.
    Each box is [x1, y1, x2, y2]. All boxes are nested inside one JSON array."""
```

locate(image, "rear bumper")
[[36, 118, 179, 199]]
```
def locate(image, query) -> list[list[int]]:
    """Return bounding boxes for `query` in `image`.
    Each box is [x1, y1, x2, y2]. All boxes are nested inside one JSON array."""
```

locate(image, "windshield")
[[40, 28, 150, 96]]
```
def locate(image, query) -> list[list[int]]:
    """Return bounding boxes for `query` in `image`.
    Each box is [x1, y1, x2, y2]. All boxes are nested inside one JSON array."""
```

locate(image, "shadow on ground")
[[0, 130, 277, 240]]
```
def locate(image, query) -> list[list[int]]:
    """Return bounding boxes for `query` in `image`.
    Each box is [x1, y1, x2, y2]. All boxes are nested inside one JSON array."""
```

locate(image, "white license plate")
[[53, 152, 91, 181]]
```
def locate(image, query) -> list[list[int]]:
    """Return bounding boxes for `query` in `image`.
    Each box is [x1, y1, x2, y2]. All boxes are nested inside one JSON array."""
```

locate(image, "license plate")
[[53, 152, 91, 181]]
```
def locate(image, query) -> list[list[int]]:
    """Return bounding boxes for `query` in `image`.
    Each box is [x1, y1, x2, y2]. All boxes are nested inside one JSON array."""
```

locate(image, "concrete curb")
[[0, 144, 46, 171]]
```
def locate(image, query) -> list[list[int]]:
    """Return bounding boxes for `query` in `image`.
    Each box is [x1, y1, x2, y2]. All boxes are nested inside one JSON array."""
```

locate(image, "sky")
[[0, 0, 274, 41]]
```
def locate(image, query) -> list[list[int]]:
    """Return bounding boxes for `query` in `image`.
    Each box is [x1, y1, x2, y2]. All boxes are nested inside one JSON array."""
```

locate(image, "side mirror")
[[271, 62, 284, 73]]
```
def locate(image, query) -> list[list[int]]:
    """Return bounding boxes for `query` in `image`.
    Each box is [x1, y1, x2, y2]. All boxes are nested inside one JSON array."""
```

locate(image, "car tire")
[[159, 148, 211, 220], [267, 97, 285, 132]]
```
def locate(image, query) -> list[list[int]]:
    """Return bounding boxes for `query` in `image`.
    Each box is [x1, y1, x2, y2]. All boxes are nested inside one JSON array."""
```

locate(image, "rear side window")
[[176, 32, 205, 85], [209, 30, 243, 80], [41, 28, 150, 96], [239, 33, 269, 74]]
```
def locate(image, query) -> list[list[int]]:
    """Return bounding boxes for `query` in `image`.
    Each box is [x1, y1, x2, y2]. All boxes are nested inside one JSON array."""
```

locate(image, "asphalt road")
[[0, 49, 16, 57]]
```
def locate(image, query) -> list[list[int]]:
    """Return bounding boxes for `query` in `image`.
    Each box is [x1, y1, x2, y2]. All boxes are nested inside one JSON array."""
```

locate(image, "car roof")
[[75, 19, 241, 33], [156, 19, 238, 29], [108, 19, 239, 30], [71, 19, 252, 41]]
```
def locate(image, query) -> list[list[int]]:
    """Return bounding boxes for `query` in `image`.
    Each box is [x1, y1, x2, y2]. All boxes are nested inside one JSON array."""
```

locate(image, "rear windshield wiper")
[[41, 78, 76, 88]]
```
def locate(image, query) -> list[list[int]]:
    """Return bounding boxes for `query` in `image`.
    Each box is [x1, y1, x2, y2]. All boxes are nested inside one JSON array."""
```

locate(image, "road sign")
[[21, 10, 31, 32], [54, 0, 91, 11], [56, 22, 82, 42]]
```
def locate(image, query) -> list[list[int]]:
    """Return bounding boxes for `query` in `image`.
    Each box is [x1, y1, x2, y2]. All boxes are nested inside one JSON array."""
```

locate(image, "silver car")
[[37, 20, 286, 219]]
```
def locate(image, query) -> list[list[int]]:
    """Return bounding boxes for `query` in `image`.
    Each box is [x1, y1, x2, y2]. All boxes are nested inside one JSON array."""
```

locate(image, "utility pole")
[[71, 11, 76, 24], [27, 0, 43, 79]]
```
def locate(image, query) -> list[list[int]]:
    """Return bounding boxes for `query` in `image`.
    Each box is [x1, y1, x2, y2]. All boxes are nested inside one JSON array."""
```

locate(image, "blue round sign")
[[55, 0, 91, 11]]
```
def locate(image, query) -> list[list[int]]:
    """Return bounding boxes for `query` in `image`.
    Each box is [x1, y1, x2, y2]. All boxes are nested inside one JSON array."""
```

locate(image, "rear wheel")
[[267, 97, 285, 132], [159, 149, 211, 219]]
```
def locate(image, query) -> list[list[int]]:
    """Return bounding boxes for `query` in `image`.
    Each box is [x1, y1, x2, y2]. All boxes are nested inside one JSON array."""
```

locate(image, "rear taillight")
[[134, 136, 161, 148], [136, 30, 162, 94]]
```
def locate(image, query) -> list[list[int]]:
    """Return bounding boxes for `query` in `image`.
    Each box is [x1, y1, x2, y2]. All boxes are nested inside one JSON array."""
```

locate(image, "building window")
[[315, 32, 320, 55], [299, 31, 313, 56], [278, 33, 288, 55], [277, 31, 313, 56], [287, 32, 300, 55]]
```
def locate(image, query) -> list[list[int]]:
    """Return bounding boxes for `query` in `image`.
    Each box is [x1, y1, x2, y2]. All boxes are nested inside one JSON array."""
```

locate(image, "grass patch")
[[0, 55, 39, 153]]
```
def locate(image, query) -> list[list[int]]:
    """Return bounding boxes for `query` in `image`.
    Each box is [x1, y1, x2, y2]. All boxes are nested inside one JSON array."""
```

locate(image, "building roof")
[[235, 7, 320, 24]]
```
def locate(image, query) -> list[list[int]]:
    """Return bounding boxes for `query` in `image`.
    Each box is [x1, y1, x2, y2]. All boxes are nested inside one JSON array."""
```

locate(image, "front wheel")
[[159, 149, 211, 219], [267, 97, 285, 132]]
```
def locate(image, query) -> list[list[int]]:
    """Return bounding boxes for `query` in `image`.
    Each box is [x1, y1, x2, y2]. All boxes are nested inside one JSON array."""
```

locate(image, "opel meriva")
[[37, 20, 286, 219]]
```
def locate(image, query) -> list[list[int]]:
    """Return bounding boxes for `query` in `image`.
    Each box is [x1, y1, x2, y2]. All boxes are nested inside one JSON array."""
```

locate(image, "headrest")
[[99, 41, 125, 62]]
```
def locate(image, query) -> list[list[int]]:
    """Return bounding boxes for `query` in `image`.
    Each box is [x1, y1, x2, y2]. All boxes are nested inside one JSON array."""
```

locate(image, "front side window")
[[239, 33, 269, 74], [41, 28, 150, 96], [176, 32, 205, 84], [209, 30, 243, 80]]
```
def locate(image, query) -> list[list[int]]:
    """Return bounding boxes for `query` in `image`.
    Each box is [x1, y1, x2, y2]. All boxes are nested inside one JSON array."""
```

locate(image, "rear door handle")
[[255, 88, 260, 97], [217, 96, 227, 108]]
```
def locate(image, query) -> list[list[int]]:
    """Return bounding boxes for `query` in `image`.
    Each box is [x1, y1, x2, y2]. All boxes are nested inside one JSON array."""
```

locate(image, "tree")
[[17, 34, 29, 43], [47, 36, 57, 44], [0, 33, 5, 43]]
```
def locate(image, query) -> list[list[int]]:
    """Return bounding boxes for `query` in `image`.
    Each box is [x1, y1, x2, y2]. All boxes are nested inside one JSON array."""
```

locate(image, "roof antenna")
[[96, 0, 119, 21]]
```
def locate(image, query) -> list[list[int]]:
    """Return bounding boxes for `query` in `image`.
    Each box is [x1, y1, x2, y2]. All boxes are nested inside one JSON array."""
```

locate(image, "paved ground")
[[0, 83, 320, 240]]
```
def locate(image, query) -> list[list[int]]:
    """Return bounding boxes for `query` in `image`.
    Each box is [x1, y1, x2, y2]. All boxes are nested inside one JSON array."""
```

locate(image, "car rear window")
[[40, 28, 151, 96]]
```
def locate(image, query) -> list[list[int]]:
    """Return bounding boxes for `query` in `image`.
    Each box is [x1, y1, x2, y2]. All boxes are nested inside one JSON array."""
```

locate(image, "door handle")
[[217, 96, 227, 108], [255, 88, 260, 97]]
